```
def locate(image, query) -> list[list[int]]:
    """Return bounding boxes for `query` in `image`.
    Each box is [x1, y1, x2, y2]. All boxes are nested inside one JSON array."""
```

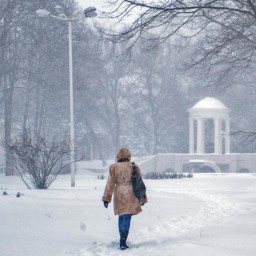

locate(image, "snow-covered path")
[[1, 174, 256, 256]]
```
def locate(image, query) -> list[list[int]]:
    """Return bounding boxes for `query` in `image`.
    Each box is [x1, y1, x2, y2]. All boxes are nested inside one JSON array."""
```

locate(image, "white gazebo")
[[188, 97, 230, 154]]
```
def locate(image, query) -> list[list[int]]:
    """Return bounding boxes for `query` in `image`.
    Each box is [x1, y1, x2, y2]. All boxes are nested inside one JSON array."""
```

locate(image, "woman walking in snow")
[[102, 147, 147, 250]]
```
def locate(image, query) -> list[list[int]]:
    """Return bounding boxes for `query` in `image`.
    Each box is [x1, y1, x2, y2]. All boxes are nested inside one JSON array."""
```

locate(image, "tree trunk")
[[114, 105, 120, 152], [22, 52, 33, 135], [34, 84, 40, 137], [2, 14, 15, 175], [22, 84, 30, 136], [4, 75, 15, 176]]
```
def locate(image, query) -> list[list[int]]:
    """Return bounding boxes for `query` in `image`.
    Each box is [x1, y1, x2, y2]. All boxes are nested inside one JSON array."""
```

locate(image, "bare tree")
[[131, 41, 188, 154], [0, 0, 82, 175], [104, 0, 256, 69], [7, 132, 73, 189], [95, 41, 137, 152]]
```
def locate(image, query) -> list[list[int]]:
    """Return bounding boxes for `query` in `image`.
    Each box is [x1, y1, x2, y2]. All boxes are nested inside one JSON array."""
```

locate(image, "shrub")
[[143, 171, 193, 180], [8, 132, 73, 189], [238, 168, 251, 173]]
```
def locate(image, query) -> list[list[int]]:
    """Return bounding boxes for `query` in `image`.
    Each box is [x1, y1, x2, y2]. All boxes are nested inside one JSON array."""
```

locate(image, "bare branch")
[[103, 0, 256, 55]]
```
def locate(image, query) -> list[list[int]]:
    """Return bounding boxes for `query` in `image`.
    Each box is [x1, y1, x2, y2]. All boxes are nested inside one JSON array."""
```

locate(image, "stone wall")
[[139, 153, 256, 173]]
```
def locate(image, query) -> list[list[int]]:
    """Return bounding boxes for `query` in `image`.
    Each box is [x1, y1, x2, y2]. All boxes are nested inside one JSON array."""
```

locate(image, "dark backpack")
[[131, 162, 146, 200]]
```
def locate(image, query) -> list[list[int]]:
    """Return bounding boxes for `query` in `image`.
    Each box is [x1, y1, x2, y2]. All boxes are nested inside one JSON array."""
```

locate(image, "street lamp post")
[[36, 6, 97, 187], [68, 18, 75, 187]]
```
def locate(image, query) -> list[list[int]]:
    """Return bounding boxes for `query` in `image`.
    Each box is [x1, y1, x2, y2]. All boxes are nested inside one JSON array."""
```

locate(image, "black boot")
[[120, 231, 129, 250]]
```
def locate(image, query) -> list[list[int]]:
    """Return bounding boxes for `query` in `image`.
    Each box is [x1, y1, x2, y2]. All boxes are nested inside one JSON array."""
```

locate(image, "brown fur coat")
[[102, 162, 147, 215]]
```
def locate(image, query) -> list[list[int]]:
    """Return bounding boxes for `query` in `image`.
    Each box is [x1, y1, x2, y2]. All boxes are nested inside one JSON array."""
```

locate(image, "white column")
[[225, 118, 230, 154], [189, 118, 194, 154], [197, 118, 203, 154], [201, 119, 205, 153], [214, 118, 222, 154], [219, 119, 223, 154]]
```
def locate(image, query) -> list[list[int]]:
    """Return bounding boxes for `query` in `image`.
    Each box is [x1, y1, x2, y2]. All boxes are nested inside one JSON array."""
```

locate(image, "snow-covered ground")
[[1, 171, 256, 256]]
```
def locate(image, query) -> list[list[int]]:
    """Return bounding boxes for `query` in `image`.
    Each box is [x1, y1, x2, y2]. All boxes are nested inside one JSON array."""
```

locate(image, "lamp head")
[[84, 7, 97, 18]]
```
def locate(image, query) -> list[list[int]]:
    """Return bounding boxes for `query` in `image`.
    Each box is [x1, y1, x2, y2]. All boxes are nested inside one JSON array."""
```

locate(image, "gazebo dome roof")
[[189, 97, 230, 119], [191, 97, 228, 110]]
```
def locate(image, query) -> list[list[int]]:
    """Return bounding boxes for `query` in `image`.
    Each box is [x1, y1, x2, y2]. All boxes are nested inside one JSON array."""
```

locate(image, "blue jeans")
[[118, 214, 132, 236]]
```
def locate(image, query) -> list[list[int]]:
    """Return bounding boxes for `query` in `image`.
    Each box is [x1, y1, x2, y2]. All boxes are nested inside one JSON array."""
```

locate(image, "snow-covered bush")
[[143, 172, 193, 179]]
